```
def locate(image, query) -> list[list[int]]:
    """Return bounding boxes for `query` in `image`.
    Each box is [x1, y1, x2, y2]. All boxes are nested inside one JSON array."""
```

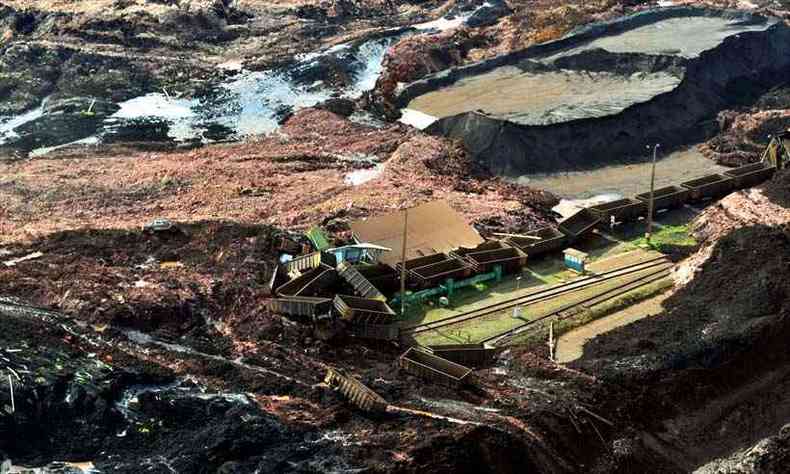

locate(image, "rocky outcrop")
[[466, 0, 512, 28]]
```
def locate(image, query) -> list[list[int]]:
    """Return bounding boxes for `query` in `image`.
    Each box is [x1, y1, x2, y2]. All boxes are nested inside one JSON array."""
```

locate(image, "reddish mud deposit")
[[2, 1, 790, 473]]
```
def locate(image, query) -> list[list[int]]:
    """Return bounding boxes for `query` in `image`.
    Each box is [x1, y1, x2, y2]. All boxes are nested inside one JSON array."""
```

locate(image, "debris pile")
[[0, 109, 555, 244], [701, 108, 790, 166], [582, 222, 790, 376], [692, 175, 790, 248], [367, 27, 491, 118], [0, 222, 282, 339]]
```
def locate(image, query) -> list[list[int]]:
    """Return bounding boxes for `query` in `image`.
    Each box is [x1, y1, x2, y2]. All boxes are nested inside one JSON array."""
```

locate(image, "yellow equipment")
[[762, 130, 790, 169]]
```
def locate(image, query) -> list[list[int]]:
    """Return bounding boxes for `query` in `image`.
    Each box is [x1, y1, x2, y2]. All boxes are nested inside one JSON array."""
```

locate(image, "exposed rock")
[[316, 97, 355, 117], [466, 0, 511, 28]]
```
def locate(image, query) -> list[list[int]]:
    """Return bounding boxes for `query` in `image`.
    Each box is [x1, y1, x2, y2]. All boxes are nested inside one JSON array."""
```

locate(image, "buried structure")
[[398, 7, 790, 175], [270, 149, 786, 341]]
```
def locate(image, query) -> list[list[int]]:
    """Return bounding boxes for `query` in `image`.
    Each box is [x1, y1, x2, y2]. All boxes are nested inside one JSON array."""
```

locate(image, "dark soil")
[[0, 221, 283, 338], [414, 9, 790, 175], [580, 224, 790, 372], [762, 166, 790, 208]]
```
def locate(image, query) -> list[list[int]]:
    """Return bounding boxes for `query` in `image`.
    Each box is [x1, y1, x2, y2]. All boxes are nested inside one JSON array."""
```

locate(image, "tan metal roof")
[[350, 200, 484, 266], [564, 248, 589, 260]]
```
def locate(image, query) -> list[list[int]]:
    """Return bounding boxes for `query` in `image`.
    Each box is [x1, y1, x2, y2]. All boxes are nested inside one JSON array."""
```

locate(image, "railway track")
[[402, 256, 671, 336], [481, 266, 672, 347]]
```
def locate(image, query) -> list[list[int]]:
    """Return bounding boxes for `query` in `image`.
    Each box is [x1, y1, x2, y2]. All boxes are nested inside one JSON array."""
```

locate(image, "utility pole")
[[7, 374, 14, 414], [400, 207, 409, 316], [645, 143, 660, 244]]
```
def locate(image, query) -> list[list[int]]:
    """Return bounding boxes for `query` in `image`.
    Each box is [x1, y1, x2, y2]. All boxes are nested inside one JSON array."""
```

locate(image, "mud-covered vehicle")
[[142, 218, 178, 234]]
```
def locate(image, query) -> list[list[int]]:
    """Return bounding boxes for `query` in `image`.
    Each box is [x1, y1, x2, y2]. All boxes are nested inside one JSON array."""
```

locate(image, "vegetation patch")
[[630, 224, 697, 254], [507, 277, 673, 347]]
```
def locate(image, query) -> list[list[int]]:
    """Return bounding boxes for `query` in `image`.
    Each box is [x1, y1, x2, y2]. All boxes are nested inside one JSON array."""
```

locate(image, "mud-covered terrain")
[[3, 1, 790, 473], [575, 170, 790, 471], [405, 7, 790, 175], [0, 107, 558, 244], [0, 0, 513, 157]]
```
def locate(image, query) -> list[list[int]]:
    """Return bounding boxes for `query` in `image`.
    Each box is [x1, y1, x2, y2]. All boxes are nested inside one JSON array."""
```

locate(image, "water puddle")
[[0, 98, 48, 144], [406, 67, 682, 126], [388, 405, 482, 426], [115, 379, 184, 421], [115, 377, 252, 425], [4, 35, 388, 154], [28, 136, 99, 158], [544, 15, 776, 61]]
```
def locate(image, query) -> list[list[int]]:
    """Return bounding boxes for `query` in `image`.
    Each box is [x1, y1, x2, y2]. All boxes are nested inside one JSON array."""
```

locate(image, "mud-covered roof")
[[350, 200, 484, 266]]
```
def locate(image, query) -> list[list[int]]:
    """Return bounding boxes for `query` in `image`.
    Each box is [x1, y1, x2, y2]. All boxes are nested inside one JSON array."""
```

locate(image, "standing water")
[[0, 3, 492, 156], [515, 147, 730, 218]]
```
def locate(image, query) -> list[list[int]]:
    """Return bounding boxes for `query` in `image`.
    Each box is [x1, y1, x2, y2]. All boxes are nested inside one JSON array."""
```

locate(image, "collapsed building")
[[266, 137, 788, 343]]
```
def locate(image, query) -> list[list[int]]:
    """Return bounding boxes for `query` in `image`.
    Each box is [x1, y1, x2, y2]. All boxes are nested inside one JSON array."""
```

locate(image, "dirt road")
[[555, 292, 670, 363]]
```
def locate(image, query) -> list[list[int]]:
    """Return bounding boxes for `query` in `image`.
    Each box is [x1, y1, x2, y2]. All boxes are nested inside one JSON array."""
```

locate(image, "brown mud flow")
[[3, 2, 790, 473], [518, 147, 730, 201], [401, 7, 790, 175]]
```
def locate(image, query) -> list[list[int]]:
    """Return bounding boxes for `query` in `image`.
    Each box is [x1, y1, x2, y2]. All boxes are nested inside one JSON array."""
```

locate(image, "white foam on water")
[[0, 97, 49, 144], [113, 93, 196, 120], [222, 70, 333, 137], [297, 42, 351, 63], [110, 93, 200, 142], [344, 40, 391, 97]]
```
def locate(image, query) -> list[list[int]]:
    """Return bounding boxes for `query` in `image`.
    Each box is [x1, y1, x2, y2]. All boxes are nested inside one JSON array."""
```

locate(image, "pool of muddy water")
[[0, 37, 398, 156], [514, 147, 729, 217], [406, 67, 681, 126], [406, 14, 775, 128], [545, 15, 776, 61]]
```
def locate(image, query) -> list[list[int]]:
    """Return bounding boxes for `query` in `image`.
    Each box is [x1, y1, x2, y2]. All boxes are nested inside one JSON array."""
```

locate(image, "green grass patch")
[[630, 224, 696, 253], [397, 272, 546, 326], [414, 266, 672, 347], [506, 277, 673, 347]]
